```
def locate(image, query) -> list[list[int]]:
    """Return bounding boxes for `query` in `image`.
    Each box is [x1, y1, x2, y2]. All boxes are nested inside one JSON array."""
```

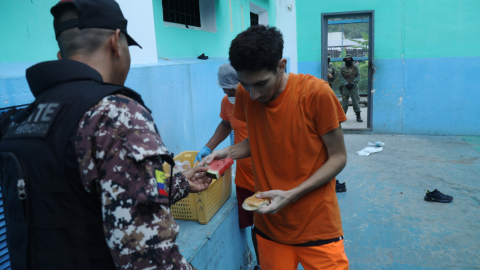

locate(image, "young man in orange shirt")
[[200, 25, 349, 270], [195, 63, 260, 270]]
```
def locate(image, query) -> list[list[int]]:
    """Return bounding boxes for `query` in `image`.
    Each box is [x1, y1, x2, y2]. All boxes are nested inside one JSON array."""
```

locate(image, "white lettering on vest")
[[33, 104, 47, 123], [41, 103, 59, 122]]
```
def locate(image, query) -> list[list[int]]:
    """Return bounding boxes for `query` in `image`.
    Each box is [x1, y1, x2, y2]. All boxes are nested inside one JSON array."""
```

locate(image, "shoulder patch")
[[155, 169, 169, 196]]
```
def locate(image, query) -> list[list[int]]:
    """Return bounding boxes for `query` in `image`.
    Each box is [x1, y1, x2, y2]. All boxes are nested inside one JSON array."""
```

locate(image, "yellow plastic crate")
[[163, 151, 232, 225]]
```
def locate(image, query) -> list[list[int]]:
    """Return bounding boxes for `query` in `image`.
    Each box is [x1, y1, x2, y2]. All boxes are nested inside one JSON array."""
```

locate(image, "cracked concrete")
[[331, 135, 480, 270]]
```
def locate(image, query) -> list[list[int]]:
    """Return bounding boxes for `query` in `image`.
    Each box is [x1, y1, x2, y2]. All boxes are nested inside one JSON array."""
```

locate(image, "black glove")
[[346, 83, 354, 90]]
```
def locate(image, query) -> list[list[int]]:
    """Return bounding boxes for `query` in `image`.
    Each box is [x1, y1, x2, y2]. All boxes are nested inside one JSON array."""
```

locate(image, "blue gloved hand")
[[194, 146, 212, 163]]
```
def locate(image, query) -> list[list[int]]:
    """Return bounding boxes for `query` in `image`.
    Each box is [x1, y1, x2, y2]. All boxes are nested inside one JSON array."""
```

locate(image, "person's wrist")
[[186, 179, 193, 193], [285, 189, 299, 203], [177, 172, 192, 192], [177, 172, 186, 181], [224, 146, 232, 159]]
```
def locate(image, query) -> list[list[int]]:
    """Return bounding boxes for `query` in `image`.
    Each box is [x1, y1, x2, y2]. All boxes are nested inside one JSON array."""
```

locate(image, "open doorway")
[[321, 11, 374, 131]]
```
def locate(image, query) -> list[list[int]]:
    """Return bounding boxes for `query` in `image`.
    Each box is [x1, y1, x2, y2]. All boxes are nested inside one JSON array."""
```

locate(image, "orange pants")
[[257, 235, 349, 270]]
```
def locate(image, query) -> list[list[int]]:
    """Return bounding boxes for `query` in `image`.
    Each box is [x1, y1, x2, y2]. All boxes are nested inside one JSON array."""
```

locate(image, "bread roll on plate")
[[242, 191, 270, 211]]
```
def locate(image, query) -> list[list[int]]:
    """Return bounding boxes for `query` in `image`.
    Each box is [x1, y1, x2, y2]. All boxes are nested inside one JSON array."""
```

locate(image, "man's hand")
[[197, 148, 229, 167], [255, 190, 293, 215], [182, 167, 212, 193], [328, 73, 333, 79]]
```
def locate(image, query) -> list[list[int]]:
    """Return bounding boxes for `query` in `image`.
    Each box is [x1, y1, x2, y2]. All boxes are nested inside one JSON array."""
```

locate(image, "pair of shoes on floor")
[[253, 265, 261, 270], [336, 180, 346, 192], [424, 189, 453, 203]]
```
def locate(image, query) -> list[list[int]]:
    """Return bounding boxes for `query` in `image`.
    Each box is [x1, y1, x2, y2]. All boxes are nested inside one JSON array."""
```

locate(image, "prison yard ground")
[[339, 95, 368, 129], [173, 134, 480, 270], [330, 134, 479, 270]]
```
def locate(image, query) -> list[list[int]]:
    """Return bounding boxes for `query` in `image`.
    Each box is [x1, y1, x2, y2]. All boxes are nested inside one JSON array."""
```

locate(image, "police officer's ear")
[[57, 51, 62, 60], [109, 29, 123, 58]]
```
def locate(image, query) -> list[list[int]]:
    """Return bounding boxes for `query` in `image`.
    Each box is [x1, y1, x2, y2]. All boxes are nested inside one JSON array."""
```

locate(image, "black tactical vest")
[[0, 60, 147, 270]]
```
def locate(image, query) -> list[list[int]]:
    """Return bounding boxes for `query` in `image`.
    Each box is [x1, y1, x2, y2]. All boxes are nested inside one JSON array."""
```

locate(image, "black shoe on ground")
[[336, 180, 346, 192], [424, 189, 453, 203]]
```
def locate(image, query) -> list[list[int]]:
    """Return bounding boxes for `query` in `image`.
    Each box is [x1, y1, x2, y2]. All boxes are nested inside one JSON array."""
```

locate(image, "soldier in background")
[[327, 54, 337, 90], [0, 0, 210, 269], [339, 54, 363, 122]]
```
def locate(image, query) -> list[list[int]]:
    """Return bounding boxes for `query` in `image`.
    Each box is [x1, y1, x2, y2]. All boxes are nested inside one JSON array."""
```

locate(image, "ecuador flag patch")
[[155, 170, 169, 196]]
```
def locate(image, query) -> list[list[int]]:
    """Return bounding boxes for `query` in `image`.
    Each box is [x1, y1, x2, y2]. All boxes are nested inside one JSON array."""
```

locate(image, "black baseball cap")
[[51, 0, 141, 48]]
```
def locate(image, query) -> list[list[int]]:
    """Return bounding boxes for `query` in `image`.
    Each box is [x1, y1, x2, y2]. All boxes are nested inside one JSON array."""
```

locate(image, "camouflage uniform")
[[327, 63, 337, 89], [340, 64, 361, 113], [75, 94, 193, 270]]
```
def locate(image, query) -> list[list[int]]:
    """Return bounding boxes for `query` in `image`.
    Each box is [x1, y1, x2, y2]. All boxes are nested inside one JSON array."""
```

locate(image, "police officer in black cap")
[[0, 0, 211, 269]]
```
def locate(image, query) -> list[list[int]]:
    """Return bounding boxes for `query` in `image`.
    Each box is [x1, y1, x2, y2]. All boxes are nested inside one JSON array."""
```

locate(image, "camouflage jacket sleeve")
[[168, 173, 192, 205], [75, 94, 193, 270], [339, 67, 348, 85], [353, 65, 361, 85], [331, 66, 337, 81]]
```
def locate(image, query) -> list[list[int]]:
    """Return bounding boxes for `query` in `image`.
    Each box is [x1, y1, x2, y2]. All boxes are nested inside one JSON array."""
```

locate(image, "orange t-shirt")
[[233, 73, 347, 245], [220, 95, 255, 192]]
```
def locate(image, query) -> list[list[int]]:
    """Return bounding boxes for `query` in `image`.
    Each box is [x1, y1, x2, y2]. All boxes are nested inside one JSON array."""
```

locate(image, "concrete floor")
[[176, 135, 480, 270], [339, 96, 368, 129], [343, 106, 368, 129], [333, 135, 480, 270]]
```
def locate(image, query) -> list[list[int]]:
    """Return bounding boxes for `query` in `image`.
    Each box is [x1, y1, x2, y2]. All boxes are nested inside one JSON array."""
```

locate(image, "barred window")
[[250, 12, 259, 26], [162, 0, 201, 27]]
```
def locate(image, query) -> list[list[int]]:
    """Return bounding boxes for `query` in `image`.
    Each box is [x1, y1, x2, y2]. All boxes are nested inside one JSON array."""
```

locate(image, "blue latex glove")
[[194, 146, 212, 163]]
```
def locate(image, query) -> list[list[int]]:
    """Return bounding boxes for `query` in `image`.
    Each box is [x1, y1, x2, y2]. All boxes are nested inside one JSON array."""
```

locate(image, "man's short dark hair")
[[55, 5, 125, 59], [229, 25, 284, 73]]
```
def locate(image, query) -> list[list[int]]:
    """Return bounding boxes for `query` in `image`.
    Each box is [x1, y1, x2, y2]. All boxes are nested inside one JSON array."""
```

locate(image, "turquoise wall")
[[0, 0, 276, 63], [405, 0, 479, 59], [297, 0, 405, 63], [297, 0, 480, 63], [0, 0, 58, 63], [152, 0, 276, 59], [296, 0, 480, 135]]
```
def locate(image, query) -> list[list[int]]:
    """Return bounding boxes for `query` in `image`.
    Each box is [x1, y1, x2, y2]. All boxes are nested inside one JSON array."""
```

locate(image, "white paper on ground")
[[356, 147, 383, 156]]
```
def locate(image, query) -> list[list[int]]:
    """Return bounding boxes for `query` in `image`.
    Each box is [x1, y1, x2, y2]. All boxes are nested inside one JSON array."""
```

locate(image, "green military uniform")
[[328, 63, 336, 88], [340, 54, 363, 122], [327, 54, 336, 89]]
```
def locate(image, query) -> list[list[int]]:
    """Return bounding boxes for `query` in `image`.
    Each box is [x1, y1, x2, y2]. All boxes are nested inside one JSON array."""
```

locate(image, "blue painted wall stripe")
[[298, 56, 480, 135]]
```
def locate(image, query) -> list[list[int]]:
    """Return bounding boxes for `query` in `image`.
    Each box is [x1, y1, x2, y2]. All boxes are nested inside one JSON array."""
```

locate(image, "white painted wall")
[[275, 0, 298, 73], [116, 0, 158, 64]]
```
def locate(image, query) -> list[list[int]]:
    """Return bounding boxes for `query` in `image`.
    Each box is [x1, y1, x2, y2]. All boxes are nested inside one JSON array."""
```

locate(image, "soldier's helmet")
[[343, 54, 353, 61]]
